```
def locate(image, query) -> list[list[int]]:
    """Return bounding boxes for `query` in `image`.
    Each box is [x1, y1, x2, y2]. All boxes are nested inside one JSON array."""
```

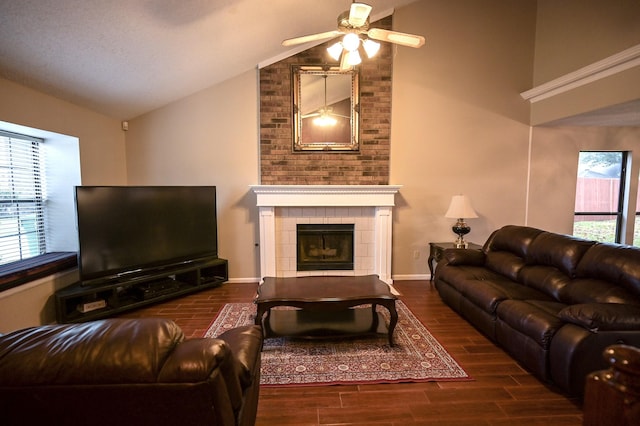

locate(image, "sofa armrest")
[[158, 336, 245, 413], [158, 338, 230, 382], [217, 325, 263, 388], [559, 303, 640, 332], [443, 248, 486, 266]]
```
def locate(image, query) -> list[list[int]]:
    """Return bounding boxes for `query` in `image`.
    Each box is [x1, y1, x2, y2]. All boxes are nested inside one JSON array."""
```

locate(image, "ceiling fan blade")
[[348, 2, 372, 27], [367, 28, 425, 48], [302, 112, 321, 119], [282, 30, 342, 46]]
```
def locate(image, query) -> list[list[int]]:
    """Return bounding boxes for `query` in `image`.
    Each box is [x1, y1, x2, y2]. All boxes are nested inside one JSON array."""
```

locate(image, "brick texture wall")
[[259, 16, 392, 185]]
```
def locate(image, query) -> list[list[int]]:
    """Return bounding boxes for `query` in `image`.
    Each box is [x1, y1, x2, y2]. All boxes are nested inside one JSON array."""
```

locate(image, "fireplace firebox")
[[297, 224, 354, 271]]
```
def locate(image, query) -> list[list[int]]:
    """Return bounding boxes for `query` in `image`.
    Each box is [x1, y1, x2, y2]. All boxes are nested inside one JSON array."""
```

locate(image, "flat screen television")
[[75, 186, 218, 285]]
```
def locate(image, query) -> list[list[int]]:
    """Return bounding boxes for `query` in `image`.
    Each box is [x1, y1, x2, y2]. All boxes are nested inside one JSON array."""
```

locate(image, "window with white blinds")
[[0, 131, 46, 265]]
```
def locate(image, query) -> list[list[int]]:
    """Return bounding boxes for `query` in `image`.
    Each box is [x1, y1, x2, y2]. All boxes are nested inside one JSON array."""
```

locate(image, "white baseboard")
[[226, 277, 261, 284], [392, 274, 431, 281]]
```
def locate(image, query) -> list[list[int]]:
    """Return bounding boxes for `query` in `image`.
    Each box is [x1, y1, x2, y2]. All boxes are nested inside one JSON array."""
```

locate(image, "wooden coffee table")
[[254, 275, 398, 346]]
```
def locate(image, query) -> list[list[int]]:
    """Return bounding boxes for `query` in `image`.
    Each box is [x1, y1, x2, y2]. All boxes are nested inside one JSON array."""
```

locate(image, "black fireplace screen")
[[296, 224, 354, 271]]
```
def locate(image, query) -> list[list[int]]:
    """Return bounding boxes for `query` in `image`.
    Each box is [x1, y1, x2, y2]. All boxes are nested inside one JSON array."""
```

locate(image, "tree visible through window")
[[573, 151, 626, 243], [0, 131, 46, 265]]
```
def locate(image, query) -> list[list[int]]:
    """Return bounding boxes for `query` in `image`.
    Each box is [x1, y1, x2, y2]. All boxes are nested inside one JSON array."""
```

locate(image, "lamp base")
[[454, 239, 468, 249], [452, 219, 471, 249]]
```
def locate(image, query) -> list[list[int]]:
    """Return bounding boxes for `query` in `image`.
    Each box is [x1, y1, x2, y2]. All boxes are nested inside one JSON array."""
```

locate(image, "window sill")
[[0, 252, 78, 292]]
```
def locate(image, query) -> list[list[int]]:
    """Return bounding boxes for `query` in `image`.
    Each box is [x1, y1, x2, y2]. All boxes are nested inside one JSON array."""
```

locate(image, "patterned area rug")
[[204, 301, 470, 387]]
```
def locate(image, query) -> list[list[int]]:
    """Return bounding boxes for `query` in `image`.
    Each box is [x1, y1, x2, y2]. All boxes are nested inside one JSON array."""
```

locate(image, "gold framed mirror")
[[292, 65, 360, 151]]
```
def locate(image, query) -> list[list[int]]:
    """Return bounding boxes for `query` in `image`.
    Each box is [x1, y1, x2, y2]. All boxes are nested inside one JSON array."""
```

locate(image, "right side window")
[[573, 151, 627, 243]]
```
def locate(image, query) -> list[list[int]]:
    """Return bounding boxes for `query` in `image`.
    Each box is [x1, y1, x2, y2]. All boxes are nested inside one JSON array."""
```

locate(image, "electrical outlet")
[[413, 250, 420, 260]]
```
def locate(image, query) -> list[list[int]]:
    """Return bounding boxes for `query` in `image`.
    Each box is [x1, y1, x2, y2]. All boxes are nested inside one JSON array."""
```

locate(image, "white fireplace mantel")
[[250, 185, 401, 284], [251, 184, 402, 207]]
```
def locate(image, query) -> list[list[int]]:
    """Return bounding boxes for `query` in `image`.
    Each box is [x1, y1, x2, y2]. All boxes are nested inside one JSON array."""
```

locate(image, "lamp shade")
[[445, 195, 478, 219]]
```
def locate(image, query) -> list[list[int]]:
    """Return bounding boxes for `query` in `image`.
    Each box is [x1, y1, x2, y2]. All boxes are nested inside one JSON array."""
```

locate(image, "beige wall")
[[0, 78, 127, 185], [0, 77, 127, 332], [527, 0, 640, 243], [126, 70, 260, 280], [528, 126, 640, 239], [534, 0, 640, 84], [530, 0, 640, 125], [390, 0, 537, 276]]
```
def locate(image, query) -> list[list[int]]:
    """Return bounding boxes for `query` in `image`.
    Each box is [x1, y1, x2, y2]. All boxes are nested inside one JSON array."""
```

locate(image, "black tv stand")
[[55, 257, 228, 323]]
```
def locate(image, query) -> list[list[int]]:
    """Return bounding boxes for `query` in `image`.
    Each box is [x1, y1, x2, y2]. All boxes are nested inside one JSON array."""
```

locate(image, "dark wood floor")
[[117, 280, 584, 425]]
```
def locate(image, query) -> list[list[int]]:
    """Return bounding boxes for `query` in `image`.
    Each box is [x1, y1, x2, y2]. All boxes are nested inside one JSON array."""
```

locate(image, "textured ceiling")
[[0, 0, 416, 120]]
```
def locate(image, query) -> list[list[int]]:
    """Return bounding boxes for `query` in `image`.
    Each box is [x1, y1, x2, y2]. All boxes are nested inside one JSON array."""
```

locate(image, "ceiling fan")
[[282, 2, 425, 70]]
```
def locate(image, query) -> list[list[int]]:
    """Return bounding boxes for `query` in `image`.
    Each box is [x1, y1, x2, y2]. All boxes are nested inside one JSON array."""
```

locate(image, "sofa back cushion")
[[0, 318, 184, 386], [519, 266, 574, 300], [526, 232, 594, 277], [484, 225, 544, 281], [575, 243, 640, 299], [560, 278, 640, 305]]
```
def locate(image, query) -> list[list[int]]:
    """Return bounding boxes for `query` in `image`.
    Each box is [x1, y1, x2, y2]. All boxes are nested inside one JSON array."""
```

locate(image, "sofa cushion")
[[496, 300, 567, 348], [526, 232, 594, 277], [558, 303, 640, 331], [485, 225, 545, 257], [518, 265, 573, 300], [462, 278, 553, 315], [483, 226, 544, 281], [560, 278, 640, 305], [0, 318, 183, 386], [437, 263, 505, 293], [485, 251, 526, 281], [576, 243, 640, 296]]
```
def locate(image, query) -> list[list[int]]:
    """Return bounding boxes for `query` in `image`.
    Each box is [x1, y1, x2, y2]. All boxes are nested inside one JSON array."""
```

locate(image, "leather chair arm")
[[157, 338, 230, 382], [217, 325, 263, 389]]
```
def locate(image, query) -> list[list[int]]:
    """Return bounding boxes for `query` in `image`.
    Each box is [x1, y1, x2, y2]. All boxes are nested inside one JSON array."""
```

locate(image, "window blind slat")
[[0, 134, 46, 265]]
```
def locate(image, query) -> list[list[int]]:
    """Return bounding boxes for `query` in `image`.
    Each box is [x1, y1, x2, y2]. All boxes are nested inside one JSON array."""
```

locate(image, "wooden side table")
[[428, 242, 482, 282]]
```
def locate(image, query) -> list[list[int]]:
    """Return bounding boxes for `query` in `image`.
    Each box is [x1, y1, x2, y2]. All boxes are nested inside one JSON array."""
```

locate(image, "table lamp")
[[445, 195, 478, 248]]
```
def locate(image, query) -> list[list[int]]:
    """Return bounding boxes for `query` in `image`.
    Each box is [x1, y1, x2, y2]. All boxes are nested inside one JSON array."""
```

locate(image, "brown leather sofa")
[[0, 318, 262, 426], [434, 225, 640, 396]]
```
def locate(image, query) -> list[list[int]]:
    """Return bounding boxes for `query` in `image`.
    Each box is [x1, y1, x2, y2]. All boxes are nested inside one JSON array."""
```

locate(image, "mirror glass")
[[292, 66, 359, 151]]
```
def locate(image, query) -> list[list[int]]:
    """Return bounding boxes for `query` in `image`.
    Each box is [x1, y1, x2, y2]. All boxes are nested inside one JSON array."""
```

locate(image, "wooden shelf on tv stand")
[[55, 257, 228, 323]]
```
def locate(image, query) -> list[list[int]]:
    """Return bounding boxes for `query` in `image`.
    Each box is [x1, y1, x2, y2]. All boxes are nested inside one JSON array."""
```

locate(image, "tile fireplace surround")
[[250, 185, 401, 284]]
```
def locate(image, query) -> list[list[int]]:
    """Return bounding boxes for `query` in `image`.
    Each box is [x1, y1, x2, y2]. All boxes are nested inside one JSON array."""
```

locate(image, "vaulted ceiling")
[[0, 0, 417, 120], [1, 1, 638, 126]]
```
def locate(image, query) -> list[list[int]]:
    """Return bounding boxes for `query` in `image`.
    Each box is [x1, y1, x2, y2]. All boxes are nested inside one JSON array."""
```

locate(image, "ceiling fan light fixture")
[[362, 38, 380, 58], [327, 42, 343, 61], [346, 50, 362, 66], [289, 3, 425, 68], [313, 112, 338, 127], [342, 33, 360, 52]]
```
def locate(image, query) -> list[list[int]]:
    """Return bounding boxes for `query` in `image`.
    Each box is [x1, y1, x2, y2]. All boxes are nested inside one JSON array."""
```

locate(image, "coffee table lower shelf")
[[262, 307, 390, 343]]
